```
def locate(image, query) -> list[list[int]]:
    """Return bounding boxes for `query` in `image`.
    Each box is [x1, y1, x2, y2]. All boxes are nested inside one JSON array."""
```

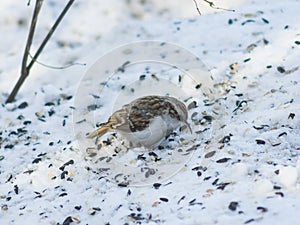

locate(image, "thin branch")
[[203, 0, 235, 12], [6, 0, 43, 103], [29, 52, 86, 69], [6, 0, 75, 103], [27, 0, 75, 71], [193, 0, 235, 15], [193, 0, 202, 15]]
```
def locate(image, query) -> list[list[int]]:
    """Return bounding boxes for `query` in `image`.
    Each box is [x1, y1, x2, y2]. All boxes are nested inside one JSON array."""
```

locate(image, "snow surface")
[[1, 0, 300, 224]]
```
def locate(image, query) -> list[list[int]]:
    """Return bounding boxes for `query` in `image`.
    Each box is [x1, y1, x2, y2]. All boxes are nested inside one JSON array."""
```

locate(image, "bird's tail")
[[87, 125, 110, 139]]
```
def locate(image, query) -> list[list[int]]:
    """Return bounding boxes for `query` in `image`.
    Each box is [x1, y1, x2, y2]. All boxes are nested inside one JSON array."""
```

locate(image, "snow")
[[1, 0, 300, 224]]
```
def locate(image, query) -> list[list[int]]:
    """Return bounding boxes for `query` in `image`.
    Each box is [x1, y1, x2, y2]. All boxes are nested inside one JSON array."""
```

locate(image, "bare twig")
[[193, 0, 235, 15], [6, 0, 75, 103], [202, 0, 235, 12], [27, 0, 75, 72], [6, 0, 43, 103], [193, 0, 202, 15], [29, 52, 86, 69]]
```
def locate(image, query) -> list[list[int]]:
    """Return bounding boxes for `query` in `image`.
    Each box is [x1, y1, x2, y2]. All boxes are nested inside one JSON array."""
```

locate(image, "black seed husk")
[[75, 206, 82, 210], [159, 197, 168, 202], [256, 139, 266, 145], [188, 101, 197, 110], [32, 158, 42, 164], [228, 201, 239, 211], [277, 66, 285, 73], [153, 183, 161, 189], [278, 132, 287, 138], [257, 206, 268, 213], [216, 158, 231, 163], [62, 216, 74, 225], [205, 151, 216, 158], [288, 113, 295, 119], [244, 218, 255, 224], [18, 102, 28, 109]]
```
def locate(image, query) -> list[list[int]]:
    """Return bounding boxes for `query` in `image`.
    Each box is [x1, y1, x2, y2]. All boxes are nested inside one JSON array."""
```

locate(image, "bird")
[[87, 95, 192, 148]]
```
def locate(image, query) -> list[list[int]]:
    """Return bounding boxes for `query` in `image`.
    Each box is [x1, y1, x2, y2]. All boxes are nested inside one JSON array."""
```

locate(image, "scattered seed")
[[263, 38, 269, 45], [4, 144, 14, 149], [92, 207, 101, 211], [277, 66, 285, 73], [14, 185, 19, 195], [189, 198, 202, 206], [219, 135, 231, 143], [261, 18, 269, 24], [257, 206, 268, 213], [244, 218, 255, 224], [228, 201, 239, 211], [139, 74, 146, 80], [159, 197, 169, 202], [129, 213, 144, 221], [23, 120, 32, 126], [151, 74, 159, 81], [59, 193, 68, 197], [192, 166, 202, 171], [294, 41, 300, 45], [203, 115, 213, 123], [241, 19, 255, 26], [256, 139, 266, 145], [76, 119, 86, 124], [191, 112, 199, 123], [233, 100, 247, 112], [87, 104, 101, 111], [32, 158, 42, 164], [212, 178, 219, 185], [278, 132, 287, 138], [18, 102, 28, 109], [253, 125, 269, 130], [275, 192, 284, 197], [246, 44, 257, 52], [216, 158, 231, 163], [205, 151, 216, 158], [117, 61, 130, 73], [62, 216, 80, 225], [118, 182, 129, 187], [88, 208, 96, 215], [188, 101, 197, 110], [217, 182, 231, 190], [178, 75, 182, 83], [288, 113, 295, 119], [153, 183, 161, 189], [61, 171, 68, 179], [59, 160, 74, 171], [1, 204, 8, 211], [195, 84, 201, 89], [204, 176, 211, 181], [48, 109, 55, 117], [177, 196, 185, 204], [229, 62, 239, 74]]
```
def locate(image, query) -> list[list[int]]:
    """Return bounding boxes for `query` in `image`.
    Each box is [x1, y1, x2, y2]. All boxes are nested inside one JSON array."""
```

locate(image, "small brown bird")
[[87, 95, 191, 148]]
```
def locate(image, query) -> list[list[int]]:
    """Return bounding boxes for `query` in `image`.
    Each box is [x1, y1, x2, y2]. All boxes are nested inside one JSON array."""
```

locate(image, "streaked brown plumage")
[[87, 95, 191, 148]]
